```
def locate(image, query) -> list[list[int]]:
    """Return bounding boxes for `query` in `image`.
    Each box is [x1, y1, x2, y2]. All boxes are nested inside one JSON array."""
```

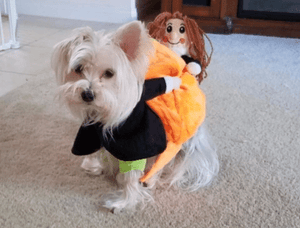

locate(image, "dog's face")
[[51, 22, 154, 131]]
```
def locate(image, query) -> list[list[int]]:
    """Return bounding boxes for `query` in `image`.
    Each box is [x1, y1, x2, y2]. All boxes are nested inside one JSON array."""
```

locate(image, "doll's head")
[[147, 11, 212, 83], [162, 17, 189, 57]]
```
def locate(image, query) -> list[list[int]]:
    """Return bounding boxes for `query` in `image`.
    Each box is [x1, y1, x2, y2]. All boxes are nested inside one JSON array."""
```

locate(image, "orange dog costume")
[[140, 39, 206, 182], [71, 39, 206, 182]]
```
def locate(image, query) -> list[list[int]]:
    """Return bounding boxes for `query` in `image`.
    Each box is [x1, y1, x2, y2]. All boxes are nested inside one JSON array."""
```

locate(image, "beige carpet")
[[0, 34, 299, 227]]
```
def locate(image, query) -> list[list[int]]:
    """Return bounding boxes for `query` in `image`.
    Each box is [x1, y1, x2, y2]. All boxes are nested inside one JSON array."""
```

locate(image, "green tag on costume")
[[119, 159, 147, 173]]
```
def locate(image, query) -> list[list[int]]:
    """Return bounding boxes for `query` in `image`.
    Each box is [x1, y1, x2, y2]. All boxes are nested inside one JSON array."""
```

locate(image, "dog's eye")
[[103, 69, 115, 78], [74, 65, 83, 74]]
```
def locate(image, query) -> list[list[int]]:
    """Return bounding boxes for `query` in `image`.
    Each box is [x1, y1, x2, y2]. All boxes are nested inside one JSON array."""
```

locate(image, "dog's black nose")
[[81, 90, 94, 102]]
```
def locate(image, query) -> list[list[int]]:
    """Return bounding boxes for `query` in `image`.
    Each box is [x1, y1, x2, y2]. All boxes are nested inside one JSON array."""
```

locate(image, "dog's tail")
[[168, 123, 219, 191]]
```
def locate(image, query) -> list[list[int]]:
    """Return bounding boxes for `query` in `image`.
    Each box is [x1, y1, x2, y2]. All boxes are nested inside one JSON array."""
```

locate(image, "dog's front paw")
[[100, 171, 153, 211], [81, 155, 103, 175], [100, 190, 126, 213]]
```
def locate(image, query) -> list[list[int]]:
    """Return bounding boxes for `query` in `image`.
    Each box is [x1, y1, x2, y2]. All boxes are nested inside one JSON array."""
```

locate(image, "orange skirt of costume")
[[140, 40, 206, 183]]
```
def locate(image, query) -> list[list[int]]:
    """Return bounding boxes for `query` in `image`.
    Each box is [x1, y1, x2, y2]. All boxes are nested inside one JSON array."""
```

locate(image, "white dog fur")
[[51, 21, 219, 212]]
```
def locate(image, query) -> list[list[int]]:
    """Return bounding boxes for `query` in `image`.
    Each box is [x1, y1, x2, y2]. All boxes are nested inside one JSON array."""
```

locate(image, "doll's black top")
[[71, 78, 167, 161], [181, 55, 200, 65]]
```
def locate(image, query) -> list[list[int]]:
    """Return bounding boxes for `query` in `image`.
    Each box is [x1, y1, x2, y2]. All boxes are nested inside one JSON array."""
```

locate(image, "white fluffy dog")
[[51, 21, 219, 212]]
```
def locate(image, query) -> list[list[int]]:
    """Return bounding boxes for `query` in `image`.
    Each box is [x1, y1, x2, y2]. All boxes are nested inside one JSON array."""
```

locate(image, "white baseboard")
[[15, 0, 137, 23]]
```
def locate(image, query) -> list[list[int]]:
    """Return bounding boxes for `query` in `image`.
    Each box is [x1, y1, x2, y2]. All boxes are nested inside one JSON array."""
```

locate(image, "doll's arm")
[[164, 76, 181, 93], [181, 55, 201, 76], [143, 77, 181, 101]]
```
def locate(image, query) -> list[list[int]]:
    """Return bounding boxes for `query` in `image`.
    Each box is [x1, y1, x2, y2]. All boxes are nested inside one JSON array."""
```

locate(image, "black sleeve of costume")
[[101, 77, 167, 161], [72, 124, 102, 156], [143, 78, 166, 100], [181, 55, 201, 66], [101, 103, 167, 161], [71, 78, 167, 160]]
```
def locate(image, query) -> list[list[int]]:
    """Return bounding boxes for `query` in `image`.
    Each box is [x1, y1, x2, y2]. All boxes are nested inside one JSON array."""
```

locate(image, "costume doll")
[[147, 11, 213, 83]]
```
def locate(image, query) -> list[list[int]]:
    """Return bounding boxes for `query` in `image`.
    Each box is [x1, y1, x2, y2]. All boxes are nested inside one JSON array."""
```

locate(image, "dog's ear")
[[51, 27, 94, 84], [51, 37, 73, 85], [113, 21, 147, 62], [113, 21, 154, 83], [74, 27, 95, 43]]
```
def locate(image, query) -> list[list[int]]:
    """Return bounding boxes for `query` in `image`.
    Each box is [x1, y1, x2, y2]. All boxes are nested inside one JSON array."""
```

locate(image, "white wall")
[[15, 0, 137, 23], [1, 0, 6, 14]]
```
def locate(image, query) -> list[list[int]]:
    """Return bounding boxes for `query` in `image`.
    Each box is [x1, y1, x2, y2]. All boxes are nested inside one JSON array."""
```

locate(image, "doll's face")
[[162, 18, 189, 56]]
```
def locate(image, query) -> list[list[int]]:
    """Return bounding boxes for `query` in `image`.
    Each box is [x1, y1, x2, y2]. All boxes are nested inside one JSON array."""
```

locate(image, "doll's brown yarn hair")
[[147, 11, 213, 83]]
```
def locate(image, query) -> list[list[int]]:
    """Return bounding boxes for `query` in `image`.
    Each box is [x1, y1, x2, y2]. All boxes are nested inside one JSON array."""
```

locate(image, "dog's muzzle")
[[81, 89, 95, 103]]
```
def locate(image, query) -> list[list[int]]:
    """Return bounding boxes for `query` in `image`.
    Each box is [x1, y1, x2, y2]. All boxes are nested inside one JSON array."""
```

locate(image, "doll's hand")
[[172, 77, 182, 90], [164, 76, 182, 93], [187, 62, 201, 76]]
